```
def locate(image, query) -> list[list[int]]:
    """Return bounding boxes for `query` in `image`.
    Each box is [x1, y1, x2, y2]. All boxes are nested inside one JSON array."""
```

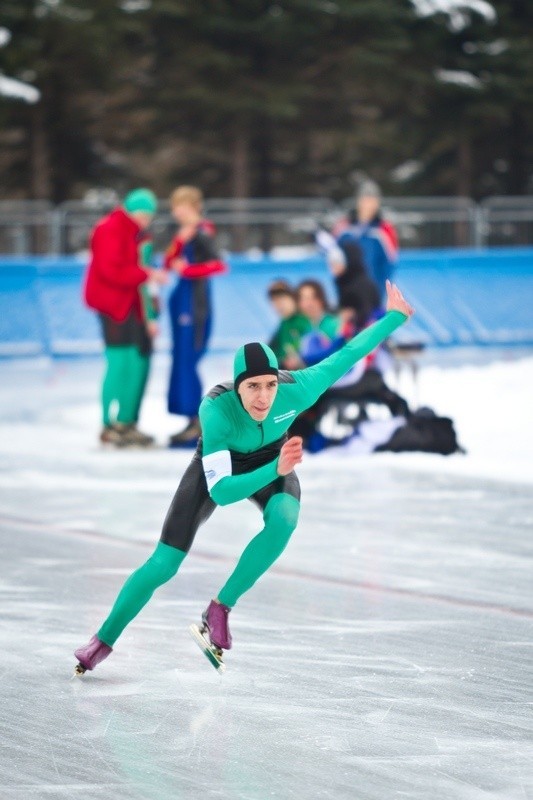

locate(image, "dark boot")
[[169, 418, 201, 448]]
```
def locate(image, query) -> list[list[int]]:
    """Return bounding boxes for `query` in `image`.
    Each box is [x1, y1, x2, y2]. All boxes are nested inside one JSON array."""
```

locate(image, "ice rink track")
[[0, 353, 532, 800]]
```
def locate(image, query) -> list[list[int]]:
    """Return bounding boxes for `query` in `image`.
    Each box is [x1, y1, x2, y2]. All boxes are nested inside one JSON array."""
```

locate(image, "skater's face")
[[270, 294, 297, 320], [129, 211, 154, 230], [238, 376, 279, 421], [172, 201, 201, 226], [357, 195, 380, 223], [298, 285, 326, 323]]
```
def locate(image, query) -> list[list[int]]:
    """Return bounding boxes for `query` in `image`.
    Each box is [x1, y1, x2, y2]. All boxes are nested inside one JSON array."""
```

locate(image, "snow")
[[0, 73, 40, 104], [463, 38, 508, 55], [411, 0, 496, 31], [390, 160, 423, 183], [119, 0, 152, 12], [0, 27, 11, 48], [435, 69, 483, 89]]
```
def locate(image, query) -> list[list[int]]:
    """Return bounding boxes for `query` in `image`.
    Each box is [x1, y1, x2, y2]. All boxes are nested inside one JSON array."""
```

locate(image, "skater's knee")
[[264, 494, 300, 539], [147, 557, 178, 584], [146, 541, 186, 584]]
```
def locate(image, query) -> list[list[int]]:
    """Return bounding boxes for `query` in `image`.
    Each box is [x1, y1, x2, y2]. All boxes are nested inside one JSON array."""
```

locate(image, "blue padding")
[[0, 248, 532, 356]]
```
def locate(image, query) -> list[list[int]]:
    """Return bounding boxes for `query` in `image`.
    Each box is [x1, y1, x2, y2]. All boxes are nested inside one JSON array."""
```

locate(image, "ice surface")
[[0, 353, 532, 799]]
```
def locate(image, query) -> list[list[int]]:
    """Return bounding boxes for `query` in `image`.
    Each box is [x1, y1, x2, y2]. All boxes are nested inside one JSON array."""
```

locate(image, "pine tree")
[[0, 0, 530, 202]]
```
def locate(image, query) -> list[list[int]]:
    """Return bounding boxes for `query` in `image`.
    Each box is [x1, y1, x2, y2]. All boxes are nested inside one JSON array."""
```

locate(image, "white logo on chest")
[[273, 410, 296, 424]]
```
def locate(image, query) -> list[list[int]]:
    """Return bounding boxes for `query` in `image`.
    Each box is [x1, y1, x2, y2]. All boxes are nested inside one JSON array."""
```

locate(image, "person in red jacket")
[[163, 186, 227, 447], [84, 188, 167, 447]]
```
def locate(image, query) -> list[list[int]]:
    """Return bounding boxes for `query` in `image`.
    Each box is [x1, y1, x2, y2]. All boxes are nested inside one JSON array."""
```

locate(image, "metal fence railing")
[[0, 200, 54, 255], [0, 196, 531, 255], [380, 197, 480, 249], [53, 197, 339, 255], [481, 196, 533, 247]]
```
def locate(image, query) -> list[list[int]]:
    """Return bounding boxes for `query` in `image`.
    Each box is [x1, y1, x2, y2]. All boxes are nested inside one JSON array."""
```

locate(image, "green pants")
[[102, 345, 150, 426], [98, 310, 152, 426]]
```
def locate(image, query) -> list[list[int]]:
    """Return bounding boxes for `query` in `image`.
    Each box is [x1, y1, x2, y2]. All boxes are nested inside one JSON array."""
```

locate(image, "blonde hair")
[[170, 185, 203, 210]]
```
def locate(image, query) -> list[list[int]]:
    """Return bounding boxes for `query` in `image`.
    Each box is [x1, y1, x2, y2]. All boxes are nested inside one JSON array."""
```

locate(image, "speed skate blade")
[[189, 624, 226, 673]]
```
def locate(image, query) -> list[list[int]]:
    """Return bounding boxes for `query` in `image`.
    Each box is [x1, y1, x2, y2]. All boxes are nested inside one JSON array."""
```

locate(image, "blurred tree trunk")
[[456, 136, 472, 245], [30, 101, 52, 252], [508, 110, 528, 195], [30, 102, 51, 200], [230, 128, 250, 252], [256, 118, 273, 252]]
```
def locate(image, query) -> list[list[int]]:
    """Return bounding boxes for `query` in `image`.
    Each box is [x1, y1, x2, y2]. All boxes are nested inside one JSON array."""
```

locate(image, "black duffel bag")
[[375, 407, 464, 456]]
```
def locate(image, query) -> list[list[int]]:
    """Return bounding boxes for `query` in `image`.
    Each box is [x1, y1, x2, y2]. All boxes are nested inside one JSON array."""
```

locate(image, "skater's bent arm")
[[205, 460, 280, 506], [200, 402, 279, 506], [179, 260, 227, 279], [292, 310, 407, 406]]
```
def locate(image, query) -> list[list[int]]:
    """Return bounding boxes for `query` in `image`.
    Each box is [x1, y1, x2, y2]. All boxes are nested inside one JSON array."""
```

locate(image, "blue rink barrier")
[[0, 248, 532, 357]]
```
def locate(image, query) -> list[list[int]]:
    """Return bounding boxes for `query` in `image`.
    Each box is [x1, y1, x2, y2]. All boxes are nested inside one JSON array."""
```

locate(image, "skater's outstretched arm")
[[200, 401, 281, 506], [290, 281, 413, 407]]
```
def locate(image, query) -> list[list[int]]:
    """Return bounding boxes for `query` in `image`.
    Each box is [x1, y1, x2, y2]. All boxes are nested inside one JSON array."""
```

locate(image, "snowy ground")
[[0, 350, 532, 799]]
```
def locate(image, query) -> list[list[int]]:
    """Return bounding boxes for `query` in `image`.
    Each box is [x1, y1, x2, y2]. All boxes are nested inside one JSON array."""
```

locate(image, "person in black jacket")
[[316, 228, 380, 329]]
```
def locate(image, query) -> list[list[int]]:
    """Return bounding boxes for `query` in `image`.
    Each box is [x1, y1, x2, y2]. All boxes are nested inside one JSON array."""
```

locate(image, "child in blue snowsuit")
[[164, 186, 227, 447]]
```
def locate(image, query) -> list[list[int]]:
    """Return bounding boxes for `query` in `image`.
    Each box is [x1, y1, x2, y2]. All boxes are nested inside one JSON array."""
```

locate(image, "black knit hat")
[[233, 342, 279, 391]]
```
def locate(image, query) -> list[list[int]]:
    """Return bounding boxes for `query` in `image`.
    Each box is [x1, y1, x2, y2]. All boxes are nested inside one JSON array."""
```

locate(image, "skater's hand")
[[327, 256, 346, 277], [385, 280, 414, 317], [178, 224, 198, 243], [283, 354, 303, 370], [146, 268, 168, 285], [277, 436, 303, 475], [147, 320, 159, 338], [170, 258, 188, 275]]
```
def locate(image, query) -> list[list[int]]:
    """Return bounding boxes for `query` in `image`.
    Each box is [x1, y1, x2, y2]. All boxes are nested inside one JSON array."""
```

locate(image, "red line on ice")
[[2, 512, 532, 620]]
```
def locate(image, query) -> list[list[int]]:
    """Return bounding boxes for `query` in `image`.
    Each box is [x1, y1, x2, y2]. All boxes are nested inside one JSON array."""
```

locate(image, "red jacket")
[[84, 208, 148, 322]]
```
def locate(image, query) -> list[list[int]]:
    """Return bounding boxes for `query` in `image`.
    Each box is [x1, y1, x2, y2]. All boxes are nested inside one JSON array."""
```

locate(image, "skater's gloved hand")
[[178, 224, 198, 243], [385, 280, 415, 317], [277, 436, 303, 476], [146, 268, 168, 285], [170, 258, 188, 275], [283, 354, 304, 370], [147, 320, 159, 338]]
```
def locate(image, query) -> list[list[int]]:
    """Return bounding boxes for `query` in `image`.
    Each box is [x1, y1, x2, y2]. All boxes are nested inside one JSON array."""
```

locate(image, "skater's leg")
[[127, 318, 152, 424], [75, 450, 215, 669], [117, 346, 150, 424], [131, 352, 150, 423], [97, 449, 216, 647], [100, 313, 139, 427], [97, 541, 186, 646], [101, 346, 129, 426], [217, 492, 300, 608]]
